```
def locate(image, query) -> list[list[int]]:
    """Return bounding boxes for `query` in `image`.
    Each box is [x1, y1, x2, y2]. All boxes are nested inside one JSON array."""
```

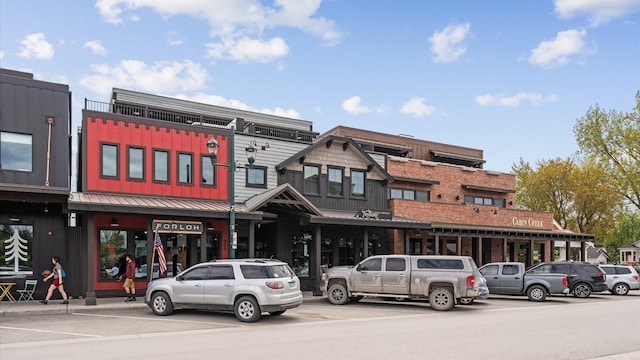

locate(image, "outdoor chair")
[[16, 279, 37, 301]]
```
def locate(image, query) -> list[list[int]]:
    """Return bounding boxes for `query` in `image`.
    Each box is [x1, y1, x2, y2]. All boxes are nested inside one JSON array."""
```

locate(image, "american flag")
[[155, 232, 167, 275]]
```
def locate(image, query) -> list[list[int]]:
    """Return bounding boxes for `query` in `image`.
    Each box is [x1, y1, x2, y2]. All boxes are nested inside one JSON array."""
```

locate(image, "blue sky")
[[1, 0, 639, 174]]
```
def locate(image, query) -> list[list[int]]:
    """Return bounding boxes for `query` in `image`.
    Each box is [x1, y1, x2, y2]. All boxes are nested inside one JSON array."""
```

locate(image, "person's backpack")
[[61, 268, 66, 278]]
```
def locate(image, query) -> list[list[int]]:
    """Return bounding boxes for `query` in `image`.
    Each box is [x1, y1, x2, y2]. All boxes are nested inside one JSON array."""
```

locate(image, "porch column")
[[457, 235, 462, 256], [404, 230, 410, 255], [580, 241, 586, 262], [84, 215, 97, 306], [363, 230, 369, 260], [477, 237, 483, 266], [565, 241, 571, 261], [313, 225, 322, 296], [503, 238, 508, 262], [248, 220, 255, 258], [435, 235, 440, 255], [528, 239, 534, 267]]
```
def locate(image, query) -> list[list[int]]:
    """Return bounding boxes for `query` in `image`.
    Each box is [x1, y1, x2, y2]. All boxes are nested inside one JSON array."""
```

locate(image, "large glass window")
[[177, 152, 193, 184], [0, 224, 33, 276], [201, 154, 216, 186], [464, 195, 506, 208], [99, 229, 127, 280], [328, 167, 344, 196], [351, 170, 365, 196], [153, 149, 169, 182], [101, 143, 119, 178], [127, 146, 145, 180], [389, 188, 429, 202], [303, 165, 320, 194], [0, 132, 32, 172], [246, 165, 267, 188]]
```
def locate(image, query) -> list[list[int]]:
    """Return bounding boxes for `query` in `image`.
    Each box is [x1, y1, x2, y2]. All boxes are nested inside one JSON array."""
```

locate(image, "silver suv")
[[145, 259, 303, 322], [598, 264, 640, 295]]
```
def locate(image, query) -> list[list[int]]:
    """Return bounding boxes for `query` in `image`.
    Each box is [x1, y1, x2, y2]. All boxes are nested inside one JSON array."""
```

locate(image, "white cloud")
[[95, 0, 342, 62], [554, 0, 640, 27], [78, 59, 208, 95], [175, 93, 301, 119], [0, 51, 4, 60], [529, 29, 589, 67], [475, 92, 559, 107], [18, 33, 54, 60], [206, 37, 289, 63], [400, 97, 436, 117], [342, 96, 370, 115], [84, 40, 107, 56], [167, 32, 183, 46], [429, 23, 471, 64]]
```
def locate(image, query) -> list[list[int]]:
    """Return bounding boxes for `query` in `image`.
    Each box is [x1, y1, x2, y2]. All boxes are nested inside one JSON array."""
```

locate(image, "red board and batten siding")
[[85, 116, 230, 201]]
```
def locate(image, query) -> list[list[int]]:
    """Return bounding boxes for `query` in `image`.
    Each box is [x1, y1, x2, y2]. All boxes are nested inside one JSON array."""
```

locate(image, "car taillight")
[[467, 275, 475, 287], [600, 273, 606, 281], [562, 276, 568, 287], [633, 275, 639, 281], [265, 281, 284, 289]]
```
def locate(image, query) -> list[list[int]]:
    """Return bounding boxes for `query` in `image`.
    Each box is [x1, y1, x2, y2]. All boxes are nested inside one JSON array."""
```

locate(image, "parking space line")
[[0, 326, 102, 338], [73, 312, 246, 327]]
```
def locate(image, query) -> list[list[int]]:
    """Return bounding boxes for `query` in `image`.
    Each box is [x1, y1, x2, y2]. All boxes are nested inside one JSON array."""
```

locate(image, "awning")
[[461, 183, 515, 193], [431, 150, 485, 166], [429, 223, 594, 241], [68, 192, 262, 220], [306, 209, 430, 229]]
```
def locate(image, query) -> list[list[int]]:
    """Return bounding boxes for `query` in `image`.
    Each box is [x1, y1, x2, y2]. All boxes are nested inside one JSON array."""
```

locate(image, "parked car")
[[527, 261, 607, 298], [478, 262, 568, 301], [598, 264, 640, 295], [135, 262, 184, 279], [145, 259, 303, 322], [321, 255, 481, 311]]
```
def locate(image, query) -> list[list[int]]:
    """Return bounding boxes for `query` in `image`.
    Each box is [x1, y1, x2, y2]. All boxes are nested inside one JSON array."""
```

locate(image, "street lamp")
[[206, 120, 259, 259]]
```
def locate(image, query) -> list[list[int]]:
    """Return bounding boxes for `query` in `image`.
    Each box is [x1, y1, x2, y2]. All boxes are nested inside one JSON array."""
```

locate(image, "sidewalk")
[[0, 292, 325, 317]]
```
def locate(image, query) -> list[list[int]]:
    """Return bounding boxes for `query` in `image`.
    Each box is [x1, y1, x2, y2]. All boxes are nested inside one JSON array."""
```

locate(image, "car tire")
[[327, 283, 349, 305], [526, 285, 547, 302], [572, 283, 592, 298], [429, 287, 455, 311], [459, 298, 475, 305], [234, 296, 261, 323], [269, 310, 286, 316], [612, 283, 630, 296], [150, 292, 173, 316]]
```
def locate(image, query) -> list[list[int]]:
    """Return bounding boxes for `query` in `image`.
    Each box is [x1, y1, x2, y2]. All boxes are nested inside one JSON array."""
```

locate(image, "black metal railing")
[[84, 99, 317, 143]]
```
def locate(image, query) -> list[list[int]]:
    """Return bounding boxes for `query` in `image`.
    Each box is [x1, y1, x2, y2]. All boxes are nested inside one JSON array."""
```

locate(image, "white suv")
[[145, 259, 303, 322], [598, 264, 640, 295]]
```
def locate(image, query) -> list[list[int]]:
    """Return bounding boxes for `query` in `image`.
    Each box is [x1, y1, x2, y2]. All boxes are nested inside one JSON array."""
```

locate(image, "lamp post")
[[207, 120, 258, 259]]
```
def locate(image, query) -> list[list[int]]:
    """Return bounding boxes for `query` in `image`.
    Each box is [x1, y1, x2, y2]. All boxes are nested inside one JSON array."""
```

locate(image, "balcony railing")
[[84, 99, 317, 143]]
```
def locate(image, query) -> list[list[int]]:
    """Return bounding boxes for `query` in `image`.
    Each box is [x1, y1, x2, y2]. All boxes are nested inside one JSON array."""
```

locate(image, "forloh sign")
[[153, 220, 203, 234]]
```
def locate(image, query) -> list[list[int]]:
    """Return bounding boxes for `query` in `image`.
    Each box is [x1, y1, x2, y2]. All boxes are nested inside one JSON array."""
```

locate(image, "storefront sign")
[[355, 209, 392, 220], [153, 220, 203, 234], [512, 217, 544, 228]]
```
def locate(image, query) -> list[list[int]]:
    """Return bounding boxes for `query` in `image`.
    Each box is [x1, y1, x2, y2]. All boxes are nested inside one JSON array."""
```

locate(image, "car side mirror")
[[176, 275, 184, 281]]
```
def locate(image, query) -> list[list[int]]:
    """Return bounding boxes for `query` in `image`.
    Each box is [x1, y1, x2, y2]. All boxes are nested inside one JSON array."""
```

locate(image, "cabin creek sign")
[[355, 209, 392, 220], [153, 220, 203, 234], [512, 217, 544, 228]]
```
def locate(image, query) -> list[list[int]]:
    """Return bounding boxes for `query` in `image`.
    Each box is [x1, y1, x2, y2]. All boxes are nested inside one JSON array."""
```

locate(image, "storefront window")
[[99, 230, 127, 280], [0, 224, 33, 276], [291, 234, 311, 277]]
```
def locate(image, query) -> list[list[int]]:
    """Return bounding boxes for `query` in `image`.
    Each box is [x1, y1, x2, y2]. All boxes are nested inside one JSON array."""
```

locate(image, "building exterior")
[[0, 69, 72, 298], [619, 240, 640, 265], [321, 126, 595, 267]]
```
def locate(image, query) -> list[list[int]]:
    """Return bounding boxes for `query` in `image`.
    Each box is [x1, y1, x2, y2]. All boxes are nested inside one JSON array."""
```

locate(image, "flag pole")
[[149, 230, 157, 283]]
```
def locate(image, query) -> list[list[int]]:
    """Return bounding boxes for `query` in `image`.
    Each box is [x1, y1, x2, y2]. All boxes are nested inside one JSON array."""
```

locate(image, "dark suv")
[[528, 261, 607, 298]]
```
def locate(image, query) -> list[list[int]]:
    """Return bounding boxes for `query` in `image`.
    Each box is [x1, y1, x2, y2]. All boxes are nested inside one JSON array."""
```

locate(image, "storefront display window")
[[291, 233, 311, 277], [99, 229, 127, 280], [0, 224, 33, 276]]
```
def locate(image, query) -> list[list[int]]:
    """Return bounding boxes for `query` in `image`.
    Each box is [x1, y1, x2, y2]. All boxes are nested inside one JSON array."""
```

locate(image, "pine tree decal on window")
[[4, 229, 28, 272]]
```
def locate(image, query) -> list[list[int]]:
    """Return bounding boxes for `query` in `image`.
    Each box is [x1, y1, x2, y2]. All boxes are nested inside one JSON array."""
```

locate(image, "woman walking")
[[41, 256, 69, 304]]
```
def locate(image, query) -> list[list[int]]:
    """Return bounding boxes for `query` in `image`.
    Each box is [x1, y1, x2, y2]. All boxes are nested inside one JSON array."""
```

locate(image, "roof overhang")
[[305, 209, 430, 229], [461, 183, 515, 193], [68, 192, 262, 220], [392, 176, 440, 185], [431, 150, 485, 167], [429, 223, 595, 241], [244, 183, 322, 216]]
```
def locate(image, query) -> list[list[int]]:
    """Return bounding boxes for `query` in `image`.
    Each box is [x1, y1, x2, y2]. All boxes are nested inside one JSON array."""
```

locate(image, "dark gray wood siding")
[[279, 170, 387, 210]]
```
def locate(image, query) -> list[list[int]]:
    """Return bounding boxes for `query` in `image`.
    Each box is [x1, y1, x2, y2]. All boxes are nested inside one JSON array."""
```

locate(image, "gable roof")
[[244, 183, 322, 216], [275, 135, 393, 182]]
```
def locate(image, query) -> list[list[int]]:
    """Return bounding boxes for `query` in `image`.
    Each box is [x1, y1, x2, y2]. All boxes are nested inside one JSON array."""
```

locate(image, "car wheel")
[[459, 298, 475, 305], [150, 292, 173, 316], [269, 310, 286, 316], [572, 283, 592, 298], [234, 296, 261, 323], [327, 283, 349, 305], [526, 285, 547, 302], [429, 287, 455, 311], [612, 283, 630, 296]]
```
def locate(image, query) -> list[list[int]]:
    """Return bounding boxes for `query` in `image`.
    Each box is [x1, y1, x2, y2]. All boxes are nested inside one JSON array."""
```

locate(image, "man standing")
[[118, 254, 137, 301]]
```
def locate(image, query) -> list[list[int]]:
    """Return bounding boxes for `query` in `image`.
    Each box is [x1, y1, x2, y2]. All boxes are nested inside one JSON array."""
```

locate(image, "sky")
[[1, 0, 639, 175]]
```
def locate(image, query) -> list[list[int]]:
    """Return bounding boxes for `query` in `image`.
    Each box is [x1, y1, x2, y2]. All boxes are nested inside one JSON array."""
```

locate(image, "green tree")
[[513, 158, 623, 242], [574, 91, 640, 210], [605, 213, 640, 263]]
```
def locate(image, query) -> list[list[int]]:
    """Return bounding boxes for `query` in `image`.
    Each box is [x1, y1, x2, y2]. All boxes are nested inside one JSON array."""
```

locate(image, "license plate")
[[289, 282, 296, 289]]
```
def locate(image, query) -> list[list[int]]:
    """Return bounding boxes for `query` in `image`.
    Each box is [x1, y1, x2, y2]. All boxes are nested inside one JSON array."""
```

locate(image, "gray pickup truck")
[[479, 262, 569, 301], [320, 255, 481, 311]]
